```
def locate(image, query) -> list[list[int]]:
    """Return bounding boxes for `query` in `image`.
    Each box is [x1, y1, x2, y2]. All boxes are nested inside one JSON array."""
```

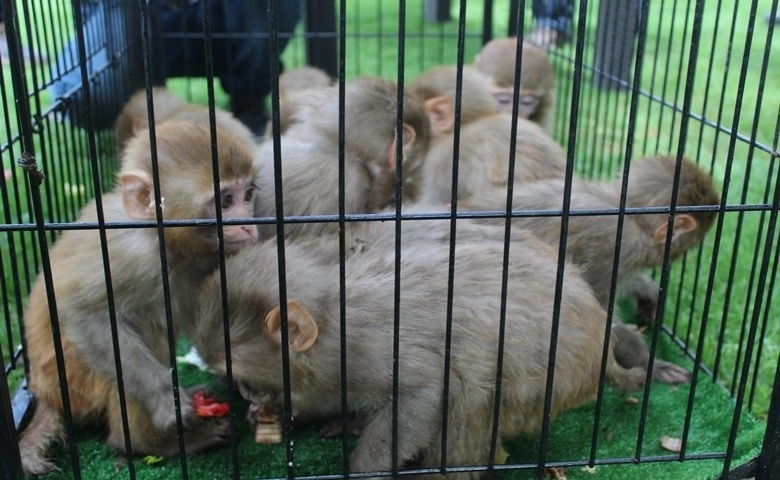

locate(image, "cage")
[[1, 0, 779, 479]]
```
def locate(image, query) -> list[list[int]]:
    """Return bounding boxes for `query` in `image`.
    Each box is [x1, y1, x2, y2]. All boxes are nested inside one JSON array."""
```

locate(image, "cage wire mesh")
[[1, 0, 779, 479]]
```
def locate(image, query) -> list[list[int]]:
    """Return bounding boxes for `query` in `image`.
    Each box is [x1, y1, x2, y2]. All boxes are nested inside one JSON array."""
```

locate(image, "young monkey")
[[410, 64, 566, 205], [474, 37, 556, 133], [464, 155, 721, 384], [193, 218, 645, 479], [114, 87, 257, 153], [19, 122, 258, 474], [253, 76, 432, 240]]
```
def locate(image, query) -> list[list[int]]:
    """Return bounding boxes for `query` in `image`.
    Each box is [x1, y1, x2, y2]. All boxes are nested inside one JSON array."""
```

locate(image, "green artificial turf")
[[33, 332, 765, 480]]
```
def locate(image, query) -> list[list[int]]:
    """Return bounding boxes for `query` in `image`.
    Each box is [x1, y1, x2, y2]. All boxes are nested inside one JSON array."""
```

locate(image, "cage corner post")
[[424, 0, 451, 22], [593, 0, 639, 89], [756, 360, 780, 479], [0, 359, 23, 480]]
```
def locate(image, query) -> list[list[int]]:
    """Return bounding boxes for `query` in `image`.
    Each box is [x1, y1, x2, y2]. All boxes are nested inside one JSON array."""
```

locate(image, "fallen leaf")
[[660, 435, 683, 453], [544, 467, 568, 479], [494, 444, 510, 464], [603, 427, 614, 442], [625, 396, 639, 405], [141, 455, 165, 465]]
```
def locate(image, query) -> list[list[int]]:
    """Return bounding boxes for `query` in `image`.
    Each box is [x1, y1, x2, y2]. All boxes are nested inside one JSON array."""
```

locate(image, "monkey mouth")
[[223, 237, 257, 254]]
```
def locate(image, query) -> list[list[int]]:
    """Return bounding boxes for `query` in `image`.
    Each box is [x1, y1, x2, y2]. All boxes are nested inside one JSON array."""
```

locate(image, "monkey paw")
[[634, 297, 658, 326], [652, 360, 692, 384], [182, 417, 232, 454], [148, 388, 198, 432]]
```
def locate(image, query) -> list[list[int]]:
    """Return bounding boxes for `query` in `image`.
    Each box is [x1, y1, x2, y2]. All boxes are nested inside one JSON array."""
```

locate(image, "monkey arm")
[[349, 386, 443, 474], [64, 313, 194, 431]]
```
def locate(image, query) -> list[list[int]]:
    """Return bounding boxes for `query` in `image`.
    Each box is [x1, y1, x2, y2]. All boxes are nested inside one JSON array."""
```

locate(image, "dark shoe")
[[230, 95, 268, 138]]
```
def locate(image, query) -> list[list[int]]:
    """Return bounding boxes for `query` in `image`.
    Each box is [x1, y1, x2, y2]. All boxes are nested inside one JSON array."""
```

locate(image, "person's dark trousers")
[[154, 0, 302, 134]]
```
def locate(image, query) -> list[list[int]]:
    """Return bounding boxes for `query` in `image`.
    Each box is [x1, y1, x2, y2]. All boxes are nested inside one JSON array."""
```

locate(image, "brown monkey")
[[19, 122, 258, 474], [253, 76, 432, 240], [463, 155, 720, 384], [192, 218, 644, 479], [114, 87, 257, 152], [474, 37, 556, 132], [410, 65, 502, 127], [409, 65, 566, 205], [268, 66, 335, 137], [278, 66, 333, 98]]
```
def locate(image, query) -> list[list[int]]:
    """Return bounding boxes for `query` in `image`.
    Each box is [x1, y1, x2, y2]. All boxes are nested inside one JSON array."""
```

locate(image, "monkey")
[[409, 64, 567, 205], [192, 217, 646, 479], [462, 155, 721, 384], [19, 121, 259, 474], [253, 76, 432, 240], [267, 66, 335, 137], [278, 66, 333, 98], [410, 65, 503, 127], [114, 87, 257, 153], [474, 37, 556, 133]]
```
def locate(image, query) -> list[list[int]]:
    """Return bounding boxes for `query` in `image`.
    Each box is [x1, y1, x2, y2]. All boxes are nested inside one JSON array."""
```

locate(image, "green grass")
[[1, 0, 778, 476], [34, 336, 766, 480]]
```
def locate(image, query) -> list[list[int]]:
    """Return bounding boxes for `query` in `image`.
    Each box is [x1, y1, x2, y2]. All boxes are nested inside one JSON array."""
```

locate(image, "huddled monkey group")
[[18, 37, 720, 477]]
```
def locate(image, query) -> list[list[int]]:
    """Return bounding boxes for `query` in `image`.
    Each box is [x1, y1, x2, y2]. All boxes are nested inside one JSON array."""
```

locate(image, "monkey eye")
[[244, 187, 255, 202], [494, 92, 513, 105], [221, 192, 234, 209], [520, 95, 538, 106]]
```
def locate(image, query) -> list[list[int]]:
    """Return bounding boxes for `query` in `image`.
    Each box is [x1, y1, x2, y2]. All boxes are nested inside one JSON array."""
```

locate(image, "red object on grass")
[[193, 390, 230, 417]]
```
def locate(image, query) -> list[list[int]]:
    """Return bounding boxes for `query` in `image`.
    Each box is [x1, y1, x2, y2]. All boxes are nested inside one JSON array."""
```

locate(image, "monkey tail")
[[606, 356, 646, 393], [18, 400, 64, 475]]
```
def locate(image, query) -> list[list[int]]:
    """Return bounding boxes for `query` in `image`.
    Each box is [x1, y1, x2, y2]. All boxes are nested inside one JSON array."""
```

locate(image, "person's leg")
[[219, 0, 303, 135], [529, 0, 574, 47]]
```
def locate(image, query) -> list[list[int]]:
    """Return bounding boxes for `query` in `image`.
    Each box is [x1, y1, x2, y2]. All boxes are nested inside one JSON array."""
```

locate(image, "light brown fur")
[[475, 37, 556, 132], [114, 87, 257, 153], [19, 122, 258, 474], [410, 64, 566, 205], [192, 218, 644, 479], [253, 77, 432, 240], [462, 155, 720, 384], [267, 67, 335, 137]]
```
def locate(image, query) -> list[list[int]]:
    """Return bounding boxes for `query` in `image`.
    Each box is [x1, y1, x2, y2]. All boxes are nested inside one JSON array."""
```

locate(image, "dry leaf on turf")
[[660, 435, 683, 453], [544, 467, 567, 479]]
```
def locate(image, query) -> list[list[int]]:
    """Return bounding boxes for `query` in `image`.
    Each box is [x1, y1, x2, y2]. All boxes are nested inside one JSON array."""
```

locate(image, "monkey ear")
[[131, 116, 148, 134], [386, 124, 417, 170], [653, 214, 699, 244], [119, 171, 155, 220], [264, 300, 319, 352], [424, 96, 455, 134]]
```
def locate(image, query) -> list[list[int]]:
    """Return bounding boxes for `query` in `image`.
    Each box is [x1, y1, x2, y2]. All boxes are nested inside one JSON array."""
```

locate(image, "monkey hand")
[[634, 296, 658, 326], [147, 387, 199, 432], [625, 273, 659, 326], [651, 360, 692, 384]]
